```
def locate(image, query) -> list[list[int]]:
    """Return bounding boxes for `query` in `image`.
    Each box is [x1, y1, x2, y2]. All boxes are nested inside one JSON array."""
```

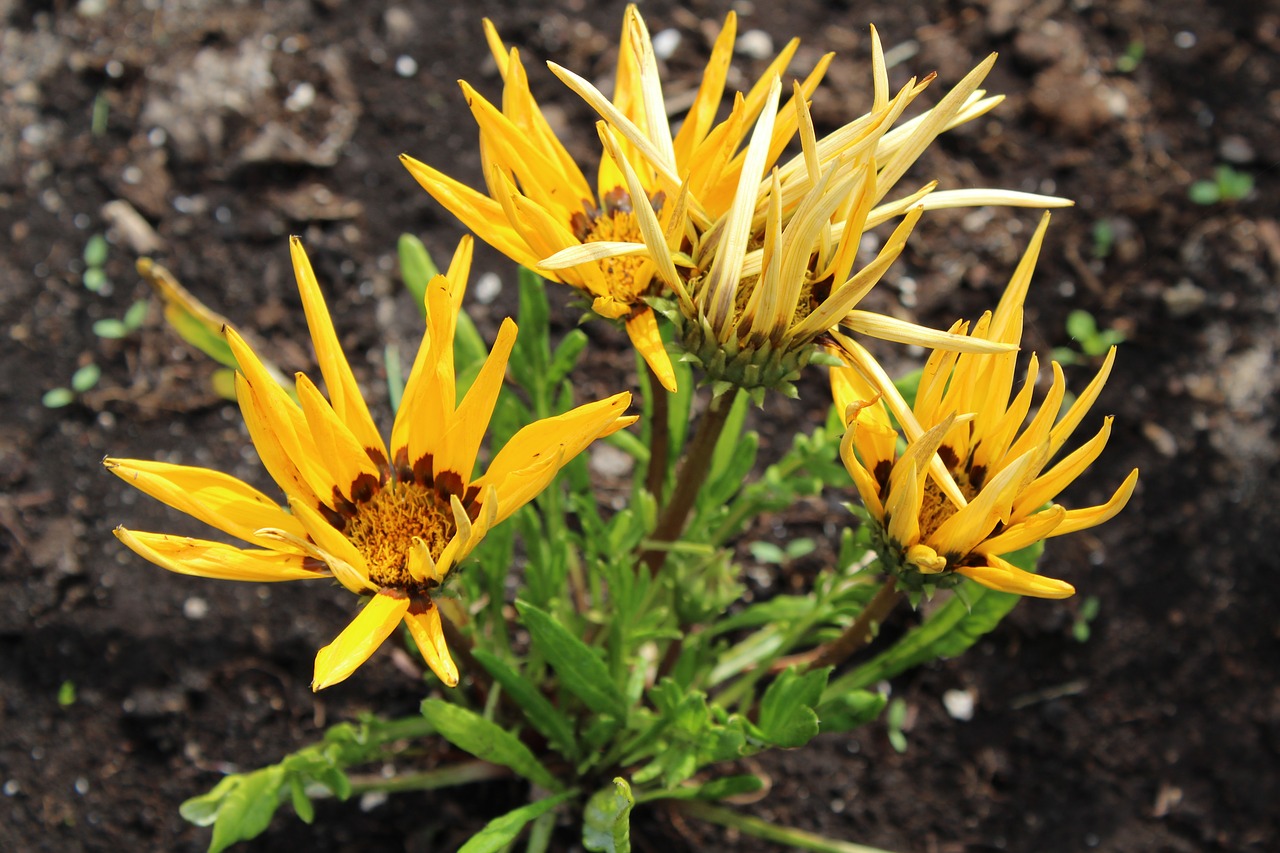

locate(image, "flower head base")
[[833, 214, 1138, 599], [542, 24, 1072, 398], [108, 236, 635, 690], [401, 6, 833, 393]]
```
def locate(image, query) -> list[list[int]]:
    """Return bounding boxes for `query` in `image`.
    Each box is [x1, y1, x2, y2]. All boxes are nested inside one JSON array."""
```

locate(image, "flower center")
[[342, 482, 455, 590], [572, 187, 661, 304]]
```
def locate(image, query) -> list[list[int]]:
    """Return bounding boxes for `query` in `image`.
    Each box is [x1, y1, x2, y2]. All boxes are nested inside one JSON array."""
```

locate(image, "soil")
[[2, 0, 1277, 851]]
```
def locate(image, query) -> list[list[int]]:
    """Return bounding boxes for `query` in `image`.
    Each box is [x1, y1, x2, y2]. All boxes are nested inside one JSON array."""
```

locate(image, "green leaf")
[[583, 778, 634, 853], [180, 776, 241, 827], [1188, 180, 1220, 205], [70, 364, 101, 393], [84, 234, 108, 267], [288, 775, 315, 824], [516, 600, 627, 721], [93, 318, 130, 338], [458, 790, 576, 853], [749, 542, 785, 565], [42, 387, 74, 408], [57, 680, 77, 706], [454, 309, 489, 377], [756, 666, 829, 748], [123, 299, 150, 329], [691, 774, 764, 800], [816, 689, 886, 734], [397, 233, 439, 316], [472, 649, 578, 759], [1065, 309, 1097, 342], [82, 267, 107, 292], [420, 699, 561, 791], [548, 329, 589, 384], [208, 766, 286, 853]]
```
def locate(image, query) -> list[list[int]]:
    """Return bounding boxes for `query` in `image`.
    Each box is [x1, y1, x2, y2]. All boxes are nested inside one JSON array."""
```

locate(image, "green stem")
[[640, 393, 734, 574], [326, 761, 512, 797], [805, 580, 902, 672], [645, 364, 672, 504], [676, 800, 898, 853]]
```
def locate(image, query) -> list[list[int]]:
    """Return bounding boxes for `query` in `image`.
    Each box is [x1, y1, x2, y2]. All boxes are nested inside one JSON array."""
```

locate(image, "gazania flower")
[[400, 6, 832, 393], [831, 213, 1138, 598], [543, 25, 1072, 397], [107, 236, 635, 690]]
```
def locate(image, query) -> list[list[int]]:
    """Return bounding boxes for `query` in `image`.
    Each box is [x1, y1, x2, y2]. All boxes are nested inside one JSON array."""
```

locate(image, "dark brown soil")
[[2, 1, 1277, 851]]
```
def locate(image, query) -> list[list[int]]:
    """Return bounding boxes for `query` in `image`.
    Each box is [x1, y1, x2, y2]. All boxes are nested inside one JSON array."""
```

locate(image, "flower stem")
[[324, 760, 512, 797], [675, 799, 898, 853], [803, 579, 902, 671], [640, 392, 734, 574], [645, 365, 671, 503]]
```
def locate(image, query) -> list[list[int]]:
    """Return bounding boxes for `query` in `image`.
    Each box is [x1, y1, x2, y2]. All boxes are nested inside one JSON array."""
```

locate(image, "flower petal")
[[313, 590, 410, 690], [404, 599, 459, 687], [958, 553, 1075, 599], [115, 528, 323, 582], [103, 458, 305, 547]]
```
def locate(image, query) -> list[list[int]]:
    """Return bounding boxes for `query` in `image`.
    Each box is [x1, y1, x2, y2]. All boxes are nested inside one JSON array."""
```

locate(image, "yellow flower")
[[107, 236, 635, 690], [400, 6, 831, 393], [831, 214, 1138, 598], [543, 25, 1071, 396]]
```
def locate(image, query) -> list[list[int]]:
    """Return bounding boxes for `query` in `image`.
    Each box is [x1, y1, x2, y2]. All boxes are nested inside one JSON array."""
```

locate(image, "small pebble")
[[285, 81, 316, 112], [943, 688, 976, 721], [1163, 279, 1206, 317], [1217, 135, 1255, 164], [651, 29, 681, 60], [474, 271, 502, 305], [736, 29, 774, 60], [395, 55, 418, 78], [183, 596, 209, 620], [1173, 31, 1196, 49]]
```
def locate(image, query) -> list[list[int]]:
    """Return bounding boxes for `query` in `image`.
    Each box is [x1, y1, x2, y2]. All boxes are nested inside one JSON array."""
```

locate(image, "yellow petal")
[[625, 308, 676, 393], [1047, 468, 1139, 538], [295, 373, 383, 507], [233, 372, 324, 508], [399, 154, 543, 270], [313, 590, 410, 690], [434, 318, 518, 490], [404, 599, 459, 687], [671, 10, 736, 164], [289, 237, 388, 466], [958, 553, 1075, 600], [476, 393, 633, 524], [103, 458, 305, 546], [979, 504, 1066, 555], [115, 528, 324, 582], [288, 498, 375, 593]]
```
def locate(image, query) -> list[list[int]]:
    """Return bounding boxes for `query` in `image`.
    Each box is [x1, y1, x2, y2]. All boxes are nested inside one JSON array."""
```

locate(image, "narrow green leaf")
[[458, 790, 576, 853], [548, 329, 589, 384], [288, 775, 315, 824], [454, 308, 489, 376], [420, 698, 561, 791], [583, 778, 634, 853], [208, 766, 285, 853], [516, 600, 627, 721], [397, 233, 439, 317], [472, 649, 577, 758], [180, 776, 240, 827]]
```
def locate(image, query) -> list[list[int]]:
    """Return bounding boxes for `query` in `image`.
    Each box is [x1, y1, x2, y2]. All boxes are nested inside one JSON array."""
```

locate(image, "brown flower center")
[[342, 482, 454, 590]]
